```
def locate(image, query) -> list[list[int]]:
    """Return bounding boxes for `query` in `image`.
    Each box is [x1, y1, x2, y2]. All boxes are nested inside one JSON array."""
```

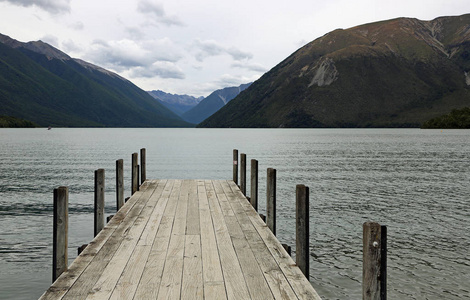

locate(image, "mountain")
[[181, 83, 251, 124], [421, 107, 470, 128], [0, 115, 37, 128], [147, 90, 203, 116], [199, 14, 470, 128], [0, 33, 190, 127]]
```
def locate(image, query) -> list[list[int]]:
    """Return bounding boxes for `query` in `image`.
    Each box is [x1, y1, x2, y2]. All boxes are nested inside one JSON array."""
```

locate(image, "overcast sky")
[[0, 0, 469, 96]]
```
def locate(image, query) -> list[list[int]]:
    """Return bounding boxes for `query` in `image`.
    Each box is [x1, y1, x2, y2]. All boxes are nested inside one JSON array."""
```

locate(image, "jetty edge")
[[40, 148, 386, 299]]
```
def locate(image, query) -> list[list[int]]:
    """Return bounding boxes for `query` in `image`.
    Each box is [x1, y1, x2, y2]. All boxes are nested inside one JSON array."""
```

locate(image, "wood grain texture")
[[41, 179, 320, 300], [53, 186, 68, 283], [116, 159, 124, 211]]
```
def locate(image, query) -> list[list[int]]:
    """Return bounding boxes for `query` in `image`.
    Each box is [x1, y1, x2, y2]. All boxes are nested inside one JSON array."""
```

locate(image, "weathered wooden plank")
[[181, 234, 204, 300], [136, 179, 168, 246], [133, 180, 178, 299], [212, 180, 234, 217], [204, 281, 227, 300], [225, 180, 299, 300], [85, 180, 165, 299], [42, 179, 322, 300], [61, 181, 157, 300], [186, 179, 200, 235], [108, 245, 152, 300], [205, 181, 251, 300], [220, 180, 276, 300], [227, 180, 321, 300], [200, 181, 225, 285], [156, 180, 188, 299], [40, 182, 153, 300]]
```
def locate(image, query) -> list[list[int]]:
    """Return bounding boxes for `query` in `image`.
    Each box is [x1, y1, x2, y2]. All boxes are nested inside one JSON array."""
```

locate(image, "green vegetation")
[[421, 107, 470, 129], [0, 39, 191, 127], [199, 14, 470, 128], [0, 115, 37, 127]]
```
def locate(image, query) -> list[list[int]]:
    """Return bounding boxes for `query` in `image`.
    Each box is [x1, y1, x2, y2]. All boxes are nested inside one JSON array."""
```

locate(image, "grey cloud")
[[84, 38, 183, 78], [226, 47, 253, 60], [192, 39, 253, 62], [68, 21, 84, 30], [62, 39, 82, 53], [216, 74, 245, 87], [129, 62, 185, 79], [0, 0, 71, 14], [40, 34, 59, 47], [125, 27, 145, 40], [137, 0, 184, 27], [231, 61, 268, 73]]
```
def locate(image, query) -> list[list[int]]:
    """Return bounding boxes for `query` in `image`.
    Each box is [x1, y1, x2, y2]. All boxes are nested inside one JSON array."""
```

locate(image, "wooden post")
[[282, 244, 292, 256], [94, 169, 105, 237], [77, 244, 88, 255], [116, 159, 124, 211], [250, 159, 258, 211], [296, 184, 309, 279], [53, 186, 68, 282], [363, 222, 387, 300], [259, 214, 266, 222], [240, 153, 246, 195], [137, 165, 140, 191], [131, 152, 138, 195], [233, 149, 238, 185], [381, 226, 387, 300], [267, 168, 276, 235], [140, 148, 146, 184]]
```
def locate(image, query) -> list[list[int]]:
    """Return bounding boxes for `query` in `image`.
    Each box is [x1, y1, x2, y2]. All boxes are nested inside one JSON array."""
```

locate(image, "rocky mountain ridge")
[[181, 83, 251, 124], [147, 90, 203, 116], [199, 14, 470, 128], [0, 33, 189, 127]]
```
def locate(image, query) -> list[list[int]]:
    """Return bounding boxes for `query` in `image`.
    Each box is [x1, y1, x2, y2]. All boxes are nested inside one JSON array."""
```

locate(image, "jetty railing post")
[[296, 184, 309, 279], [240, 153, 246, 195], [363, 222, 387, 300], [94, 169, 105, 237], [131, 152, 138, 194], [116, 159, 124, 211], [381, 225, 387, 300], [140, 148, 146, 185], [233, 149, 238, 185], [250, 159, 258, 211], [267, 168, 276, 235], [53, 186, 68, 282]]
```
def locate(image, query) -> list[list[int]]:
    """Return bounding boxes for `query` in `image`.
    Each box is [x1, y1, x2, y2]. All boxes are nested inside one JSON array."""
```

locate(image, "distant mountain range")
[[0, 33, 190, 127], [199, 14, 470, 128], [147, 90, 203, 116], [181, 83, 251, 124], [148, 83, 251, 124]]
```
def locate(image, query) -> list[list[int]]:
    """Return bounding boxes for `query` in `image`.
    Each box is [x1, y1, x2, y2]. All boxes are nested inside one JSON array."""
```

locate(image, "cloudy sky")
[[0, 0, 469, 96]]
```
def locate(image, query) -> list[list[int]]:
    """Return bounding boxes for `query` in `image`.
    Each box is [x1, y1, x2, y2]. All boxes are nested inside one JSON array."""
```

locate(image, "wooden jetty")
[[40, 179, 321, 299], [41, 148, 387, 299]]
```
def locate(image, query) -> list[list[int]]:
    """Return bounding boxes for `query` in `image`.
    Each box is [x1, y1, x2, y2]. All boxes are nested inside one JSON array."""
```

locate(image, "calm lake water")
[[0, 128, 469, 299]]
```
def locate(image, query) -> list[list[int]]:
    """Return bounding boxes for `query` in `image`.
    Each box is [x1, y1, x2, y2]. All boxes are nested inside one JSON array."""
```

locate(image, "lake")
[[0, 128, 469, 299]]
